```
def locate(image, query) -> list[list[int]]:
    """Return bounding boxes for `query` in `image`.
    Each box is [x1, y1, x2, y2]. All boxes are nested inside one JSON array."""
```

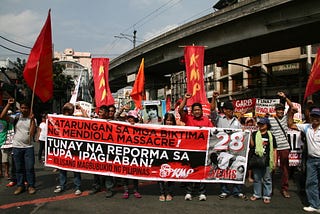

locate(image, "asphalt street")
[[0, 144, 309, 214]]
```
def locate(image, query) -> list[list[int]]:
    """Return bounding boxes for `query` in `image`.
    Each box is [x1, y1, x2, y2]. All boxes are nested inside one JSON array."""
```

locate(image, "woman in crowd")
[[250, 117, 277, 204], [122, 110, 142, 199], [158, 112, 176, 201]]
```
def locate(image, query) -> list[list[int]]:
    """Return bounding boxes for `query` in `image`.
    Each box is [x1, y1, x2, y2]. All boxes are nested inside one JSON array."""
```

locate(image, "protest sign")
[[232, 98, 256, 118], [142, 100, 163, 124], [255, 98, 280, 117], [206, 128, 251, 184], [73, 101, 92, 117], [46, 115, 250, 183], [287, 129, 303, 166]]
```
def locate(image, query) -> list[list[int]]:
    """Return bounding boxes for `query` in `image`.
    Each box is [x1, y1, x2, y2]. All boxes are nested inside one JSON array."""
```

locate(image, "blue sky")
[[0, 0, 218, 60]]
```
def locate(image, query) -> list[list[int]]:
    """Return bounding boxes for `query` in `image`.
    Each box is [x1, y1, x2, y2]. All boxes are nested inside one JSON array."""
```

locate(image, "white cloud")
[[0, 10, 43, 44]]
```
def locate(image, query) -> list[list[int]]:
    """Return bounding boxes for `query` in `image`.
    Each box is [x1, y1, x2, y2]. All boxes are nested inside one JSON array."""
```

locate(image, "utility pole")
[[133, 30, 137, 48], [114, 30, 141, 49]]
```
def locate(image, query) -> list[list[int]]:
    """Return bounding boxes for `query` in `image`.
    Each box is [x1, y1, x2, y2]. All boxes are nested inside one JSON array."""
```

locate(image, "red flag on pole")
[[130, 58, 145, 109], [184, 46, 208, 106], [23, 9, 53, 103], [92, 58, 114, 108], [304, 48, 320, 101]]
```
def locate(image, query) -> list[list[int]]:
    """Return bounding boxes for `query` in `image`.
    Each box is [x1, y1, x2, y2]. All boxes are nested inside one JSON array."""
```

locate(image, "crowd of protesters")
[[0, 91, 319, 213]]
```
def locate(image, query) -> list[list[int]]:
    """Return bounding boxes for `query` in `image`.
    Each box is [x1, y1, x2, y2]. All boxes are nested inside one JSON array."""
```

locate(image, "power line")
[[121, 0, 180, 34], [0, 35, 32, 49], [107, 1, 213, 55], [0, 44, 29, 55], [107, 0, 184, 54], [133, 0, 183, 31], [178, 8, 212, 25], [110, 0, 179, 51]]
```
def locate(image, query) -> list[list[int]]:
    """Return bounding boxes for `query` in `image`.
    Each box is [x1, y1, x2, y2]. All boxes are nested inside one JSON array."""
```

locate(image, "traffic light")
[[216, 60, 228, 68]]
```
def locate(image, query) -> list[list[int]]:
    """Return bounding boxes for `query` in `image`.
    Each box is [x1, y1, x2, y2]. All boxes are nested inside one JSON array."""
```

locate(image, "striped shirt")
[[269, 115, 290, 150]]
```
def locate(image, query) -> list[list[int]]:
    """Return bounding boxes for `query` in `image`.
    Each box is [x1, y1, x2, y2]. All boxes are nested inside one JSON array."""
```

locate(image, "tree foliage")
[[10, 57, 74, 114]]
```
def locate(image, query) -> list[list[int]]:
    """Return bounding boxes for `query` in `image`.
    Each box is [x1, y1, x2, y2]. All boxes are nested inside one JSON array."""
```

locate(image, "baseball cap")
[[257, 117, 270, 125], [310, 108, 320, 117], [127, 110, 138, 118], [221, 101, 234, 110]]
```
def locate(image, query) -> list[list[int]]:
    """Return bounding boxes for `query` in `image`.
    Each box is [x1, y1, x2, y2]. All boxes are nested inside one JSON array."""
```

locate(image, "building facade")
[[169, 44, 320, 110], [53, 49, 93, 112]]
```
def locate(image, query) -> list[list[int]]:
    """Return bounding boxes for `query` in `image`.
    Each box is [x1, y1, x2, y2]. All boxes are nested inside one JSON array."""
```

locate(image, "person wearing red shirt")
[[179, 93, 213, 201]]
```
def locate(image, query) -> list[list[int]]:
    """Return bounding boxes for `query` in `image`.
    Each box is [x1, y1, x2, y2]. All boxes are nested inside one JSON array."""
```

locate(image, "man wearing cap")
[[269, 92, 293, 198], [179, 93, 213, 201], [288, 106, 320, 212], [211, 99, 241, 129], [211, 91, 246, 200]]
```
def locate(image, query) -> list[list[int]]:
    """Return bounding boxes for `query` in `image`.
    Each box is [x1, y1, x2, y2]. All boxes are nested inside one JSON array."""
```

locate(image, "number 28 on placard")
[[214, 132, 244, 152]]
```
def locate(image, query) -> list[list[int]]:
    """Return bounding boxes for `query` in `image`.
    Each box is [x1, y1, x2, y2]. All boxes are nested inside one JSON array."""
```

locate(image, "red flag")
[[184, 46, 208, 106], [23, 10, 53, 102], [92, 58, 114, 108], [130, 58, 145, 109], [304, 48, 320, 101]]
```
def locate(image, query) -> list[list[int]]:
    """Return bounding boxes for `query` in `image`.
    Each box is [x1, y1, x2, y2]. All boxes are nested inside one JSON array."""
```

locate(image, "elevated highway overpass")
[[109, 0, 320, 94]]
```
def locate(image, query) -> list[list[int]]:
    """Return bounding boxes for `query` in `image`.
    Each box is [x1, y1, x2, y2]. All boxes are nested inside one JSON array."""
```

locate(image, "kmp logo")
[[159, 164, 194, 178]]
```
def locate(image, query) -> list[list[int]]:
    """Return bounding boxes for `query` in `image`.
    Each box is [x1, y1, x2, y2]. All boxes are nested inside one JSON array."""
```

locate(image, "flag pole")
[[27, 61, 39, 144], [30, 61, 40, 113]]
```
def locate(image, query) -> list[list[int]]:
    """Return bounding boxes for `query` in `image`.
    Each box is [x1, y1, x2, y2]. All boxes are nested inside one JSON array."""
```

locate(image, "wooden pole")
[[30, 61, 40, 112], [28, 61, 39, 144]]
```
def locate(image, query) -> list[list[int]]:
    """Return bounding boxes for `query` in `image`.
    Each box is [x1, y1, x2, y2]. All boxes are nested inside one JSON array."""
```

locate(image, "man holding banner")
[[89, 105, 115, 198], [54, 103, 83, 196], [179, 93, 213, 201], [210, 91, 247, 200]]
